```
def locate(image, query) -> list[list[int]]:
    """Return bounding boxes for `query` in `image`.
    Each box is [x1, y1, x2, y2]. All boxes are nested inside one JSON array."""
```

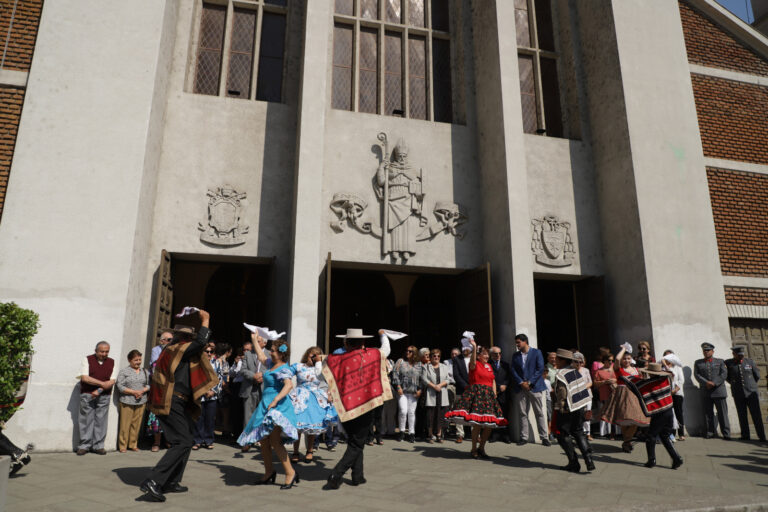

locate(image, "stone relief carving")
[[329, 132, 468, 263], [531, 215, 574, 267], [198, 185, 249, 246], [417, 201, 468, 241]]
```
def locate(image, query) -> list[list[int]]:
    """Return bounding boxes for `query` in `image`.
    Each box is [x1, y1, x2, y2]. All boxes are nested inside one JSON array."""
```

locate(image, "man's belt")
[[172, 391, 190, 402]]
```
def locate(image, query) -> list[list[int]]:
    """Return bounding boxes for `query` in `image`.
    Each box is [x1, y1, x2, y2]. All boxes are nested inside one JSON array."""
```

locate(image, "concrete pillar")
[[471, 0, 537, 354], [577, 0, 732, 434], [0, 0, 177, 451], [286, 1, 332, 359]]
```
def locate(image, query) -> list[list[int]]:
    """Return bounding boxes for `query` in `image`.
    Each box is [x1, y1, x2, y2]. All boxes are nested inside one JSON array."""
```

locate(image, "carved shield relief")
[[542, 231, 565, 259]]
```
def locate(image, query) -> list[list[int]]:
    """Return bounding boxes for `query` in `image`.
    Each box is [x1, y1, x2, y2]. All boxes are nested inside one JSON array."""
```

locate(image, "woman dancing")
[[444, 338, 507, 459], [237, 334, 300, 489]]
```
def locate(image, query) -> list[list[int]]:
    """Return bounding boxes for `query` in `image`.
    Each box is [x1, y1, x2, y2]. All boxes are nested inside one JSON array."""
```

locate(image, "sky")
[[716, 0, 755, 23]]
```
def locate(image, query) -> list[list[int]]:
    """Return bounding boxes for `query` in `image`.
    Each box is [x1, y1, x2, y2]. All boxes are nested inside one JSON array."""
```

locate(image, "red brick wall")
[[707, 167, 768, 277], [0, 85, 24, 221], [679, 1, 768, 76], [0, 0, 43, 71], [725, 286, 768, 305], [692, 75, 768, 165]]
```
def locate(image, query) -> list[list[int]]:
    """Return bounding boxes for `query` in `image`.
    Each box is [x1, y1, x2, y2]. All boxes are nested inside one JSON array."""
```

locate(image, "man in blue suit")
[[510, 333, 550, 446]]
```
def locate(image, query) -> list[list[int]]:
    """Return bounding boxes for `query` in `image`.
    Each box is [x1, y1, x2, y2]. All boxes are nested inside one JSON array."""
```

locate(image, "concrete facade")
[[0, 0, 761, 449]]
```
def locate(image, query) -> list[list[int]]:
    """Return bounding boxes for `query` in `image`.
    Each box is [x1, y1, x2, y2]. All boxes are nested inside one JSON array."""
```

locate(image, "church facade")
[[0, 0, 766, 450]]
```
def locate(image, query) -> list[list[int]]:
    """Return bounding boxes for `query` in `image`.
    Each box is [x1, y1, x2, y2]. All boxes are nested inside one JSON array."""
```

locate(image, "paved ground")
[[6, 437, 768, 512]]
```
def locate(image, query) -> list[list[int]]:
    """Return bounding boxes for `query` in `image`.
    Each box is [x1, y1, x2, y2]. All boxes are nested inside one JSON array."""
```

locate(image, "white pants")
[[583, 401, 592, 435], [398, 393, 418, 434]]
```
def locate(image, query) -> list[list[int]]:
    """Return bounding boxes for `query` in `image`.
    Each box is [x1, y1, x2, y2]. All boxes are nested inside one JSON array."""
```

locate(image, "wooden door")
[[730, 319, 768, 424], [454, 262, 494, 347], [150, 250, 173, 348]]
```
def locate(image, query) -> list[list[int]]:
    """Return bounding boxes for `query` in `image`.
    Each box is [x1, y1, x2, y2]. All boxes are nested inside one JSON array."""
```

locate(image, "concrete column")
[[471, 0, 537, 354], [578, 0, 732, 434], [0, 0, 176, 451], [286, 1, 332, 359]]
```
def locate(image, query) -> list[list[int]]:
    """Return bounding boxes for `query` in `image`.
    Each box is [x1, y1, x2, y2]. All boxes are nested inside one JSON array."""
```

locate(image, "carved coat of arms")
[[198, 185, 249, 246], [531, 215, 574, 267]]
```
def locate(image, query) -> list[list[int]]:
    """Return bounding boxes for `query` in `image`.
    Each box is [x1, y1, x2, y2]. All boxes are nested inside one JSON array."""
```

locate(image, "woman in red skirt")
[[445, 338, 507, 459]]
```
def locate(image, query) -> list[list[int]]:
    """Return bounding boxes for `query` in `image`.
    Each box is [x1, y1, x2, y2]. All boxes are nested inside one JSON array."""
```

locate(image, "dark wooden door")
[[730, 319, 768, 423], [150, 250, 173, 350]]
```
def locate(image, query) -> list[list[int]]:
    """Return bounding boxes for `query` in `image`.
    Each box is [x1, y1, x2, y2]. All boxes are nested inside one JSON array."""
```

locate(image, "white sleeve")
[[379, 333, 391, 358], [78, 357, 89, 379], [314, 360, 323, 375], [110, 362, 118, 381]]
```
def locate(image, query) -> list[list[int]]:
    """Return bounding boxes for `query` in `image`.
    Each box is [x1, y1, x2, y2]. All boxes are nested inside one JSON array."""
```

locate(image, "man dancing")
[[322, 328, 391, 489], [140, 309, 218, 502]]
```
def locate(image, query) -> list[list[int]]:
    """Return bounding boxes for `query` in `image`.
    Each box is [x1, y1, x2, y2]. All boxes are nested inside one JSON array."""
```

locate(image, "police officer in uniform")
[[693, 342, 730, 439], [725, 346, 765, 442]]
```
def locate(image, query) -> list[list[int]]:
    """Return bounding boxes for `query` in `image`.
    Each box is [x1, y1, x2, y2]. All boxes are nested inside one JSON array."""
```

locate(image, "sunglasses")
[[430, 354, 440, 358], [406, 350, 413, 353], [160, 338, 173, 342], [204, 350, 213, 354]]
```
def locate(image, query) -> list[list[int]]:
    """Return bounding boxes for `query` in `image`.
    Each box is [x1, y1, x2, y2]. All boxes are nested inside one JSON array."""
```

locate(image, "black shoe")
[[397, 432, 404, 442], [502, 437, 512, 444], [324, 473, 342, 490], [561, 462, 580, 473], [92, 448, 107, 455], [671, 457, 684, 470], [704, 433, 714, 439], [407, 434, 415, 443], [76, 448, 88, 456], [516, 440, 527, 446], [585, 459, 596, 472], [140, 479, 166, 502], [280, 472, 300, 490], [162, 482, 188, 493], [722, 436, 731, 441], [542, 439, 551, 447], [350, 476, 367, 486], [9, 460, 24, 476], [255, 471, 277, 485], [644, 459, 656, 468], [477, 449, 491, 460]]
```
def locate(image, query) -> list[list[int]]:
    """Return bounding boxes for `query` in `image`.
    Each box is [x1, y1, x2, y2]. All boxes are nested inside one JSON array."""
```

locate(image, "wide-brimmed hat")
[[335, 328, 373, 339], [555, 348, 575, 360], [640, 362, 672, 376], [172, 324, 196, 338]]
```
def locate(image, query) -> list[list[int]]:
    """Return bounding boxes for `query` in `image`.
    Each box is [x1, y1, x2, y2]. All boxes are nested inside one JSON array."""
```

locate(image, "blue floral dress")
[[238, 364, 299, 444], [289, 362, 340, 435]]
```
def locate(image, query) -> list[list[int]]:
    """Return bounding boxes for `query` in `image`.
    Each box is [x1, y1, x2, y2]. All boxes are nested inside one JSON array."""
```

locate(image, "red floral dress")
[[445, 361, 507, 428]]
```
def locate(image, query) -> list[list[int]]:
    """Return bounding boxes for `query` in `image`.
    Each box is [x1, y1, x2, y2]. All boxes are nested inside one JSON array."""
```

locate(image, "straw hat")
[[640, 362, 672, 376], [555, 348, 575, 360], [335, 328, 373, 339]]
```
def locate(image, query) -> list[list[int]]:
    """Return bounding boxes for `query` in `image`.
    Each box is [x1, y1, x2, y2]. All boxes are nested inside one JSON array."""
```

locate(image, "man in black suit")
[[489, 346, 511, 443], [725, 346, 765, 442], [451, 345, 472, 443]]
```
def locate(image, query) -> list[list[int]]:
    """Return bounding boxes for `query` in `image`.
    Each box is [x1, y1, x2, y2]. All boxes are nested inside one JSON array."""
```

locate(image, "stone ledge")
[[0, 69, 28, 88]]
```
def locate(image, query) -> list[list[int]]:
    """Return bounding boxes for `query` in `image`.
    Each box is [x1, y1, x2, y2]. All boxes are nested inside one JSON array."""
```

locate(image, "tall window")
[[192, 0, 287, 102], [332, 0, 453, 123], [515, 0, 563, 137]]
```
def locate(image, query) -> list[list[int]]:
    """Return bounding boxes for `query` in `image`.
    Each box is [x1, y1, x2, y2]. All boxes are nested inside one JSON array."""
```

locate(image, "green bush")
[[0, 302, 39, 425]]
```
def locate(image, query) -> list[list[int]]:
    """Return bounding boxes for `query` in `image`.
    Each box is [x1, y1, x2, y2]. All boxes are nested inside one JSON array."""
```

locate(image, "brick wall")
[[0, 85, 24, 221], [692, 74, 768, 165], [0, 0, 43, 71], [679, 1, 768, 76], [707, 167, 768, 277], [725, 286, 768, 305]]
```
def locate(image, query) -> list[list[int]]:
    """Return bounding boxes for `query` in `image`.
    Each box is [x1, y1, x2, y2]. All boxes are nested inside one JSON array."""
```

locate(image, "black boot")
[[573, 431, 595, 472], [557, 435, 580, 473], [644, 440, 656, 468], [660, 434, 683, 469]]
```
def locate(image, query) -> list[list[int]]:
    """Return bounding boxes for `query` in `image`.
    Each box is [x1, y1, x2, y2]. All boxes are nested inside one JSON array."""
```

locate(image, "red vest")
[[81, 354, 115, 395]]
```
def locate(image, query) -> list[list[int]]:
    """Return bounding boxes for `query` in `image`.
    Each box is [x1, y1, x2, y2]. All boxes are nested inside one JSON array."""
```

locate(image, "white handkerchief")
[[621, 342, 633, 354], [462, 331, 475, 339], [382, 329, 407, 341], [243, 323, 270, 340], [267, 330, 286, 341], [243, 323, 257, 333], [461, 338, 473, 350], [175, 306, 200, 318]]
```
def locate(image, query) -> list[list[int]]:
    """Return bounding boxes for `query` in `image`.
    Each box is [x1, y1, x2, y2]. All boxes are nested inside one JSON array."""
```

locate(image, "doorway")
[[323, 258, 493, 358], [534, 276, 608, 361]]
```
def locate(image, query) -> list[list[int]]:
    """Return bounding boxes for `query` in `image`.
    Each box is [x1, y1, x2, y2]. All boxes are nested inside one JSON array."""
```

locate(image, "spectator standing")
[[451, 344, 473, 443], [545, 352, 557, 389], [421, 348, 452, 442], [489, 346, 511, 443], [661, 351, 686, 440], [239, 338, 269, 451], [593, 352, 618, 439], [116, 350, 150, 452], [694, 342, 730, 439], [415, 347, 430, 440], [76, 341, 117, 456], [147, 331, 173, 452], [725, 346, 765, 442], [392, 346, 421, 442], [510, 334, 549, 446], [151, 329, 174, 367], [636, 341, 655, 367], [193, 344, 224, 449]]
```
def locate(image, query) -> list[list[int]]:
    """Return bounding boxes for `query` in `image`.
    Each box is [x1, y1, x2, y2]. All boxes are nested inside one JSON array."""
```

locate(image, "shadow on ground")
[[113, 466, 153, 486]]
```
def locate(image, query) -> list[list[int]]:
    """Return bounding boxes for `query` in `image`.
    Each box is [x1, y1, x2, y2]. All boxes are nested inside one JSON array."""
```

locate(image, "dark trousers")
[[415, 401, 428, 439], [332, 410, 374, 480], [367, 405, 383, 443], [703, 394, 730, 437], [555, 409, 592, 466], [645, 408, 682, 463], [425, 406, 447, 435], [672, 395, 685, 437], [149, 398, 196, 487], [0, 432, 23, 458], [734, 393, 766, 441], [193, 400, 217, 445]]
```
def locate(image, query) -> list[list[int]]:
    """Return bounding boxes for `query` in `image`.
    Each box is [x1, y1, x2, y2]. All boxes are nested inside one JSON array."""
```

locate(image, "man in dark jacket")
[[489, 346, 511, 443], [725, 346, 765, 442], [451, 345, 472, 443], [694, 342, 730, 439]]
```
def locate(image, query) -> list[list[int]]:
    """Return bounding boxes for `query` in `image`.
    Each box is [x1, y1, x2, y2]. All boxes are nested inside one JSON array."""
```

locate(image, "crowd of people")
[[69, 309, 765, 500]]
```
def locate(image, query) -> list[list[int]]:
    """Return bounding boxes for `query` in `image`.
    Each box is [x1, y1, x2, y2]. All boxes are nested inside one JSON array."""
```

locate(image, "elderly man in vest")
[[140, 309, 217, 502], [76, 341, 117, 455]]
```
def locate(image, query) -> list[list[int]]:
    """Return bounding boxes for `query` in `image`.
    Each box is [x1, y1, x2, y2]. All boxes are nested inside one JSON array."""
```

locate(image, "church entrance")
[[322, 256, 493, 358], [148, 250, 273, 355], [533, 276, 608, 362]]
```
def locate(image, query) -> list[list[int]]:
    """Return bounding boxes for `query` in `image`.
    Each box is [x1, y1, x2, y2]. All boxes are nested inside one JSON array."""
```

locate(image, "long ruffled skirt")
[[444, 384, 507, 428]]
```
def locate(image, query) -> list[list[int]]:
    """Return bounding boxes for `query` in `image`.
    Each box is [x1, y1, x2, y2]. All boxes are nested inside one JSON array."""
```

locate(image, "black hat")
[[701, 342, 715, 351], [731, 346, 746, 355]]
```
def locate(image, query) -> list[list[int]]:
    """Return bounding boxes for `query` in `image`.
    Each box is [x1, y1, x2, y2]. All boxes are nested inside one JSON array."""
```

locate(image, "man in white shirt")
[[76, 341, 117, 455], [150, 329, 174, 367]]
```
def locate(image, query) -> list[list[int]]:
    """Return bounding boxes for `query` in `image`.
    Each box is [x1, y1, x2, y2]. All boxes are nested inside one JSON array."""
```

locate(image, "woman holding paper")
[[444, 339, 507, 459], [237, 334, 300, 489]]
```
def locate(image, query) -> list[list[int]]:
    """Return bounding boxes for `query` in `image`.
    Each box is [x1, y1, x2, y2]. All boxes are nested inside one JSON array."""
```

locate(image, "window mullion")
[[403, 29, 410, 118], [534, 53, 546, 133], [353, 20, 361, 112], [426, 33, 434, 122], [219, 0, 235, 97], [250, 3, 264, 101], [378, 24, 385, 115]]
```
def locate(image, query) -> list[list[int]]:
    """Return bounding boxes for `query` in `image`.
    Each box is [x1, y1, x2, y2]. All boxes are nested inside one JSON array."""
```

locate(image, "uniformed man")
[[725, 346, 765, 442], [693, 342, 730, 439]]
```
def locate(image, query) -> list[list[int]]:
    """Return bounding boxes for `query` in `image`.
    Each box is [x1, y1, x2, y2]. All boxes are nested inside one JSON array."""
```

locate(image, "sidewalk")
[[6, 437, 768, 512]]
